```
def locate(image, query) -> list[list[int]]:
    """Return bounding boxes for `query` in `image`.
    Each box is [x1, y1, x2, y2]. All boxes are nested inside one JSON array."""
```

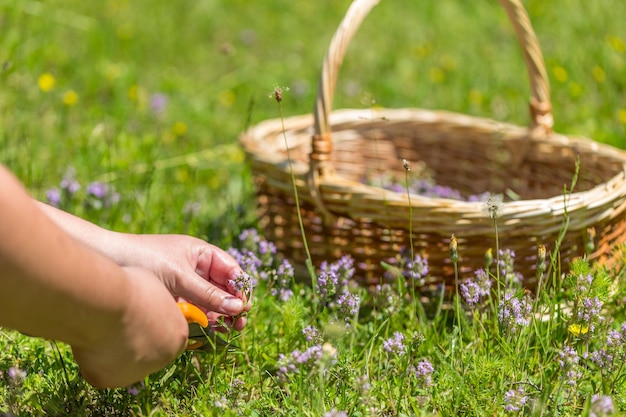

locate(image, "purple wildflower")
[[467, 191, 493, 203], [149, 93, 168, 115], [589, 323, 626, 373], [461, 269, 492, 306], [7, 366, 26, 382], [498, 291, 532, 333], [558, 345, 582, 387], [228, 248, 262, 278], [316, 271, 339, 301], [226, 377, 244, 400], [504, 386, 528, 413], [182, 201, 201, 217], [126, 381, 144, 396], [228, 271, 256, 295], [268, 259, 294, 301], [406, 178, 464, 200], [302, 325, 322, 344], [383, 332, 406, 356], [277, 345, 324, 381], [238, 229, 264, 251], [498, 249, 523, 287], [46, 187, 62, 207], [403, 254, 429, 282], [460, 280, 481, 306], [235, 229, 275, 269], [86, 181, 119, 209], [258, 240, 277, 257], [373, 283, 401, 314], [412, 359, 434, 388], [574, 273, 594, 293], [320, 255, 355, 290], [577, 296, 604, 333], [60, 167, 81, 195], [87, 181, 108, 199], [590, 394, 615, 417], [335, 291, 361, 322]]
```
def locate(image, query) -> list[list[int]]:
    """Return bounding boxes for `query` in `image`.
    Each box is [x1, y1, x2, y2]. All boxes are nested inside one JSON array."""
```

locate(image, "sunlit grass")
[[1, 0, 626, 415]]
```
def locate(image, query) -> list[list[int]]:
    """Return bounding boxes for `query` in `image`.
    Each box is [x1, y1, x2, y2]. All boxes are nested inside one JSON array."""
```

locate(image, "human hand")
[[35, 203, 250, 330], [111, 234, 250, 331], [71, 267, 188, 388]]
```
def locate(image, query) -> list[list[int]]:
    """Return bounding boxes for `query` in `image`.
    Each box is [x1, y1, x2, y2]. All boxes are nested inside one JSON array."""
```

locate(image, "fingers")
[[195, 243, 243, 289], [174, 270, 248, 317], [174, 243, 251, 316], [206, 311, 248, 332], [75, 268, 188, 388]]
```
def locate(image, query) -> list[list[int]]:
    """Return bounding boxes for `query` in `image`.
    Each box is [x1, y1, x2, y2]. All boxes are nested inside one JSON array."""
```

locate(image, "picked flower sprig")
[[226, 270, 257, 324]]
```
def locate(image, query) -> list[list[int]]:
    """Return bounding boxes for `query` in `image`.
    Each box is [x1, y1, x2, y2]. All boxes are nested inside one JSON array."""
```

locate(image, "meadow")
[[1, 0, 626, 415]]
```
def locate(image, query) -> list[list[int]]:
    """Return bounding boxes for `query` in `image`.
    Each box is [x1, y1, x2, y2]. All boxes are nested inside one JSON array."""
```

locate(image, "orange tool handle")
[[177, 301, 208, 350]]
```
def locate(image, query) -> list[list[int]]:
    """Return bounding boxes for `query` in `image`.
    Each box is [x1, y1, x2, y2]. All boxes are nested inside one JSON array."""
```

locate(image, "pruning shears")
[[176, 302, 235, 351]]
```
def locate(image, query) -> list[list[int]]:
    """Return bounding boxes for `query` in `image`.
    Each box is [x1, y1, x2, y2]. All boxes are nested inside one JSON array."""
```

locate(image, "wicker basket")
[[240, 0, 626, 293]]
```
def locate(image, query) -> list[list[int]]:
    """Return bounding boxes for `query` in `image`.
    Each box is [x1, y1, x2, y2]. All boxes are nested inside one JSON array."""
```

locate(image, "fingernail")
[[222, 297, 243, 313]]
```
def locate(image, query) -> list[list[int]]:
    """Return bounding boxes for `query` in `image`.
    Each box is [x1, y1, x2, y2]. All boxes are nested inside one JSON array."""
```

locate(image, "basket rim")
[[240, 107, 626, 220]]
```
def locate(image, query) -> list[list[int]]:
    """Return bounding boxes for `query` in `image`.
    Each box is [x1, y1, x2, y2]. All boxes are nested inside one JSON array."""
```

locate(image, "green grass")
[[1, 0, 626, 415]]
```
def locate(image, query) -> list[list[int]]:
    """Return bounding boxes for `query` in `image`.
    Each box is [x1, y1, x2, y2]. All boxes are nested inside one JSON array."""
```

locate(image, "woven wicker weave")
[[240, 0, 626, 293]]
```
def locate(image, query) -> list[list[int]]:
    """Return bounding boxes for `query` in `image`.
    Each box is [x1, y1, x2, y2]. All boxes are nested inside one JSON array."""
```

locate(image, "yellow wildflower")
[[219, 89, 235, 107], [429, 67, 445, 84], [592, 66, 606, 83], [63, 90, 78, 107], [618, 109, 626, 125], [568, 81, 582, 98], [607, 35, 625, 53], [468, 89, 483, 106], [38, 72, 56, 92], [552, 66, 568, 83], [128, 85, 139, 101], [568, 323, 589, 336], [172, 121, 188, 136]]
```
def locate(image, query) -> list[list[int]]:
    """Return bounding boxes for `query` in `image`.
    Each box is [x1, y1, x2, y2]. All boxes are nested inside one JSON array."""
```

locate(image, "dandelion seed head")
[[482, 193, 503, 220]]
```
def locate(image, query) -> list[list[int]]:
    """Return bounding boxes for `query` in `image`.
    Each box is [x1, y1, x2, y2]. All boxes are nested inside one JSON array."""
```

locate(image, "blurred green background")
[[1, 0, 625, 243]]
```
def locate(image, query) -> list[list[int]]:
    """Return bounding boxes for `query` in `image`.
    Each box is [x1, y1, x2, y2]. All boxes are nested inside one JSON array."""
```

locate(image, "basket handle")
[[310, 0, 553, 174]]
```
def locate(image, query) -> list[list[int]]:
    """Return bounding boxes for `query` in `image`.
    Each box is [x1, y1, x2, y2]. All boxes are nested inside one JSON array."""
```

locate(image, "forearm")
[[36, 201, 127, 264], [0, 166, 130, 348], [36, 185, 248, 321], [36, 203, 178, 279]]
